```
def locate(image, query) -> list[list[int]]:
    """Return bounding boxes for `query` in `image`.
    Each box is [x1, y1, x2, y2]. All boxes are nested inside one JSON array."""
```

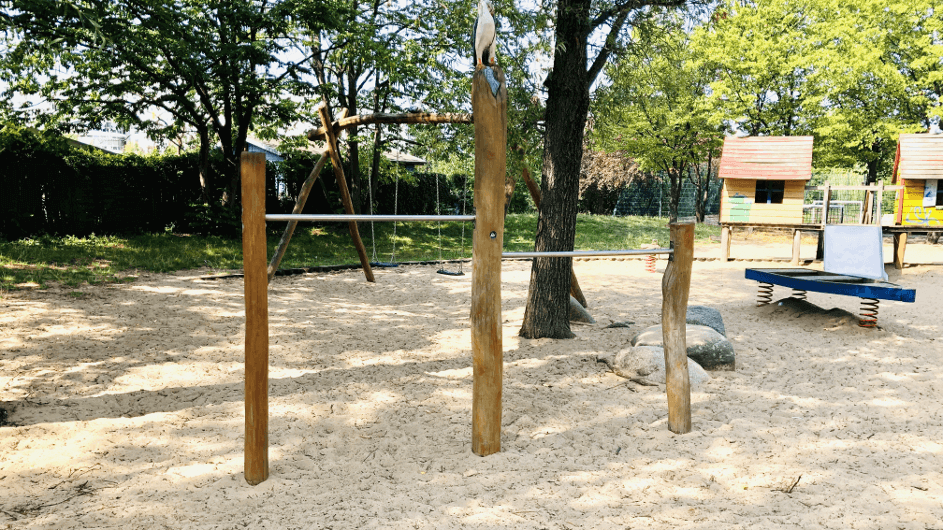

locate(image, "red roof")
[[718, 136, 814, 181], [891, 133, 943, 183]]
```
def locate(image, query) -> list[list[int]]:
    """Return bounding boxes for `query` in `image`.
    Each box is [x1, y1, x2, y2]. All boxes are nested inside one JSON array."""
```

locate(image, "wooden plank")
[[893, 232, 907, 269], [241, 152, 269, 485], [318, 105, 375, 283], [470, 66, 507, 457], [662, 223, 694, 434]]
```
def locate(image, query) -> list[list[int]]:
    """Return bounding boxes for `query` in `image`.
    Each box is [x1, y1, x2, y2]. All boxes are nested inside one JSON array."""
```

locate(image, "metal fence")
[[612, 177, 723, 221]]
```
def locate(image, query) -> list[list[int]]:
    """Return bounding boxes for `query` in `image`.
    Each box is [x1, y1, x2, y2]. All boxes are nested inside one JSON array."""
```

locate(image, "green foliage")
[[691, 0, 942, 180], [592, 13, 723, 221]]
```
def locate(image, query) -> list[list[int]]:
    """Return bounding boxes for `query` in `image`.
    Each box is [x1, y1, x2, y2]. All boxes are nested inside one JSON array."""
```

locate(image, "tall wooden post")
[[470, 67, 507, 456], [267, 151, 329, 281], [241, 152, 269, 484], [662, 223, 694, 434]]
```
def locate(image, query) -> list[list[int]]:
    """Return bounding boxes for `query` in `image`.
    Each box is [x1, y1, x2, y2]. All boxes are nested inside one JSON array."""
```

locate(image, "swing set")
[[242, 71, 694, 486]]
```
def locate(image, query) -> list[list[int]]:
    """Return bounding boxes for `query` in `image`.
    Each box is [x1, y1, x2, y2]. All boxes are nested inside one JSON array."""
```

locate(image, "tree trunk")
[[519, 0, 590, 340], [197, 126, 211, 203]]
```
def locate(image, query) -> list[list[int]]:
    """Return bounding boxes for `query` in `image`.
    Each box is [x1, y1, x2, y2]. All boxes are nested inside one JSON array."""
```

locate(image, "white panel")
[[924, 180, 938, 208], [824, 225, 887, 280]]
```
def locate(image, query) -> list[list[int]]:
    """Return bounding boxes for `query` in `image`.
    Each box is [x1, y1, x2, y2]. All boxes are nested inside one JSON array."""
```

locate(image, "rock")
[[599, 346, 710, 387], [569, 296, 595, 324], [631, 324, 735, 371], [686, 305, 726, 337]]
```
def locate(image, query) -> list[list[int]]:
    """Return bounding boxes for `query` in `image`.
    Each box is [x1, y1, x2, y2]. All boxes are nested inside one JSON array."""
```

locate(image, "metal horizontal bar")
[[265, 214, 476, 222], [501, 249, 673, 259]]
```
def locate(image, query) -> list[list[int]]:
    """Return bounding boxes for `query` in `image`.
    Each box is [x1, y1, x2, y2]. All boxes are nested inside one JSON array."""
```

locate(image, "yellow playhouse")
[[892, 133, 943, 227], [718, 136, 814, 226]]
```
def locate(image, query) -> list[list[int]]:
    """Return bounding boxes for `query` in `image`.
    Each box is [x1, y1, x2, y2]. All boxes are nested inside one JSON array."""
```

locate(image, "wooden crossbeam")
[[307, 112, 472, 141]]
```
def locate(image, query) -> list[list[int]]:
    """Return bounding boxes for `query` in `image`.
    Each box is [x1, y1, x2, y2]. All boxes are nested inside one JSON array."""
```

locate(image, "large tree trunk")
[[519, 0, 590, 340]]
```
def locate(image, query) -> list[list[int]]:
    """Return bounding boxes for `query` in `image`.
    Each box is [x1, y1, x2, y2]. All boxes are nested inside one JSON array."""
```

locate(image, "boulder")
[[599, 346, 710, 387], [569, 296, 595, 324], [631, 324, 735, 371], [686, 305, 726, 337]]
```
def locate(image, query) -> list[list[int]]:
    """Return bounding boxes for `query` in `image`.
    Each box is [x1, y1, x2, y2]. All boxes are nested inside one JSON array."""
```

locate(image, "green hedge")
[[0, 127, 474, 239]]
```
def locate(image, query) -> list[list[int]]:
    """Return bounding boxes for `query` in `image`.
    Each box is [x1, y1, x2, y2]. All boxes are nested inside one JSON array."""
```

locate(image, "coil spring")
[[791, 289, 807, 300], [645, 254, 656, 273], [756, 282, 774, 306], [859, 298, 879, 328]]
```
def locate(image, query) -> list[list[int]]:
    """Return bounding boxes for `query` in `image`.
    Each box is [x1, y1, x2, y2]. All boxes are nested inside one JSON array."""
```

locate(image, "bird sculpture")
[[473, 0, 496, 71]]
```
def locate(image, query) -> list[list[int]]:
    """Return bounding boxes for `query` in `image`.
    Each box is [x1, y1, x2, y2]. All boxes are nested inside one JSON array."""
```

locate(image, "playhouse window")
[[755, 180, 785, 204]]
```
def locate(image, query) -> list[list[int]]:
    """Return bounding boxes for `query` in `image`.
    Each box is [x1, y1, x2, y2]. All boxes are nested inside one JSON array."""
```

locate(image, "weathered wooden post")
[[662, 222, 694, 434], [241, 152, 269, 484], [470, 66, 507, 456]]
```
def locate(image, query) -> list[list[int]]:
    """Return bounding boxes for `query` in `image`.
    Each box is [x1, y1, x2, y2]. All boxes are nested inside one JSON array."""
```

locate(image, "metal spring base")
[[859, 298, 879, 328], [645, 254, 656, 273], [757, 282, 774, 306], [791, 289, 807, 300]]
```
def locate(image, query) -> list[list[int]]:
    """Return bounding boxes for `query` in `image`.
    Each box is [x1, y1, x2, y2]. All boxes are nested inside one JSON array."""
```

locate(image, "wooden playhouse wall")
[[893, 133, 943, 227], [897, 179, 943, 226], [720, 179, 806, 224]]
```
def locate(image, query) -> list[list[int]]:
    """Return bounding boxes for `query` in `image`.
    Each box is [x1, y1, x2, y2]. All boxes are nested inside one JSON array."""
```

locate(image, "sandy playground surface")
[[2, 237, 943, 529]]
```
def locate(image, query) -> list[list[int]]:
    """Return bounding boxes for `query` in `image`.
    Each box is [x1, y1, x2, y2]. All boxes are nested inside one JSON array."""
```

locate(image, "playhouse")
[[718, 136, 814, 226], [891, 133, 943, 227]]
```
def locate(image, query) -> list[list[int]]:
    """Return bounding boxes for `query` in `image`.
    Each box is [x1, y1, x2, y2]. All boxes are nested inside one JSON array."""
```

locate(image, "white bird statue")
[[473, 0, 496, 70]]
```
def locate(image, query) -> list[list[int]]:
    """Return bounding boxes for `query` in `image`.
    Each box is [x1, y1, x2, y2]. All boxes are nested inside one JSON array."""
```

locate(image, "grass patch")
[[0, 215, 720, 291]]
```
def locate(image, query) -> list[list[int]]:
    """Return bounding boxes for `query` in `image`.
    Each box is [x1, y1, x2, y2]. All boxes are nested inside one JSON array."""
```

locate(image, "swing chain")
[[390, 172, 398, 263]]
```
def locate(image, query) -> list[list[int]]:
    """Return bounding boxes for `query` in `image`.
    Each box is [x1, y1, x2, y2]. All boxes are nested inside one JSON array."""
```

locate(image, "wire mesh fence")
[[612, 177, 723, 222]]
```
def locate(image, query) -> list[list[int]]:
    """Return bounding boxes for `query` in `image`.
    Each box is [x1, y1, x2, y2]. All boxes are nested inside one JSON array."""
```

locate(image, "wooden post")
[[519, 166, 588, 308], [267, 150, 329, 281], [720, 225, 732, 262], [662, 223, 694, 434], [317, 105, 375, 283], [791, 229, 802, 265], [876, 182, 884, 225], [860, 188, 872, 225], [815, 229, 825, 261], [241, 152, 269, 485], [893, 232, 907, 270], [470, 67, 507, 456], [821, 183, 832, 227]]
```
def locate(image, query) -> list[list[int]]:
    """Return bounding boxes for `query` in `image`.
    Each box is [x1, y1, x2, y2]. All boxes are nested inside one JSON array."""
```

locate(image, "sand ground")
[[2, 237, 942, 529]]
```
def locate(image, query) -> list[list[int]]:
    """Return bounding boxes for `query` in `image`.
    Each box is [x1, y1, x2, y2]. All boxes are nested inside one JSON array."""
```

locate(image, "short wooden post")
[[267, 150, 329, 281], [720, 225, 732, 261], [662, 223, 694, 434], [318, 105, 375, 283], [815, 229, 825, 261], [470, 66, 507, 456], [241, 152, 269, 485], [821, 183, 832, 227], [520, 166, 588, 308], [791, 229, 802, 264], [893, 232, 907, 270]]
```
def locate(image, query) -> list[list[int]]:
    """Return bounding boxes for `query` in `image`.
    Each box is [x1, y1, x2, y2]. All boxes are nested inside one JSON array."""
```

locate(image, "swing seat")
[[370, 261, 399, 268], [437, 269, 465, 276]]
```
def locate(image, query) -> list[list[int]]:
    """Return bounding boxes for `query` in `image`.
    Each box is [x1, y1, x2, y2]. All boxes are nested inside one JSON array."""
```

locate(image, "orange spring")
[[859, 298, 879, 328], [792, 289, 807, 300], [757, 282, 774, 306], [646, 254, 656, 273]]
